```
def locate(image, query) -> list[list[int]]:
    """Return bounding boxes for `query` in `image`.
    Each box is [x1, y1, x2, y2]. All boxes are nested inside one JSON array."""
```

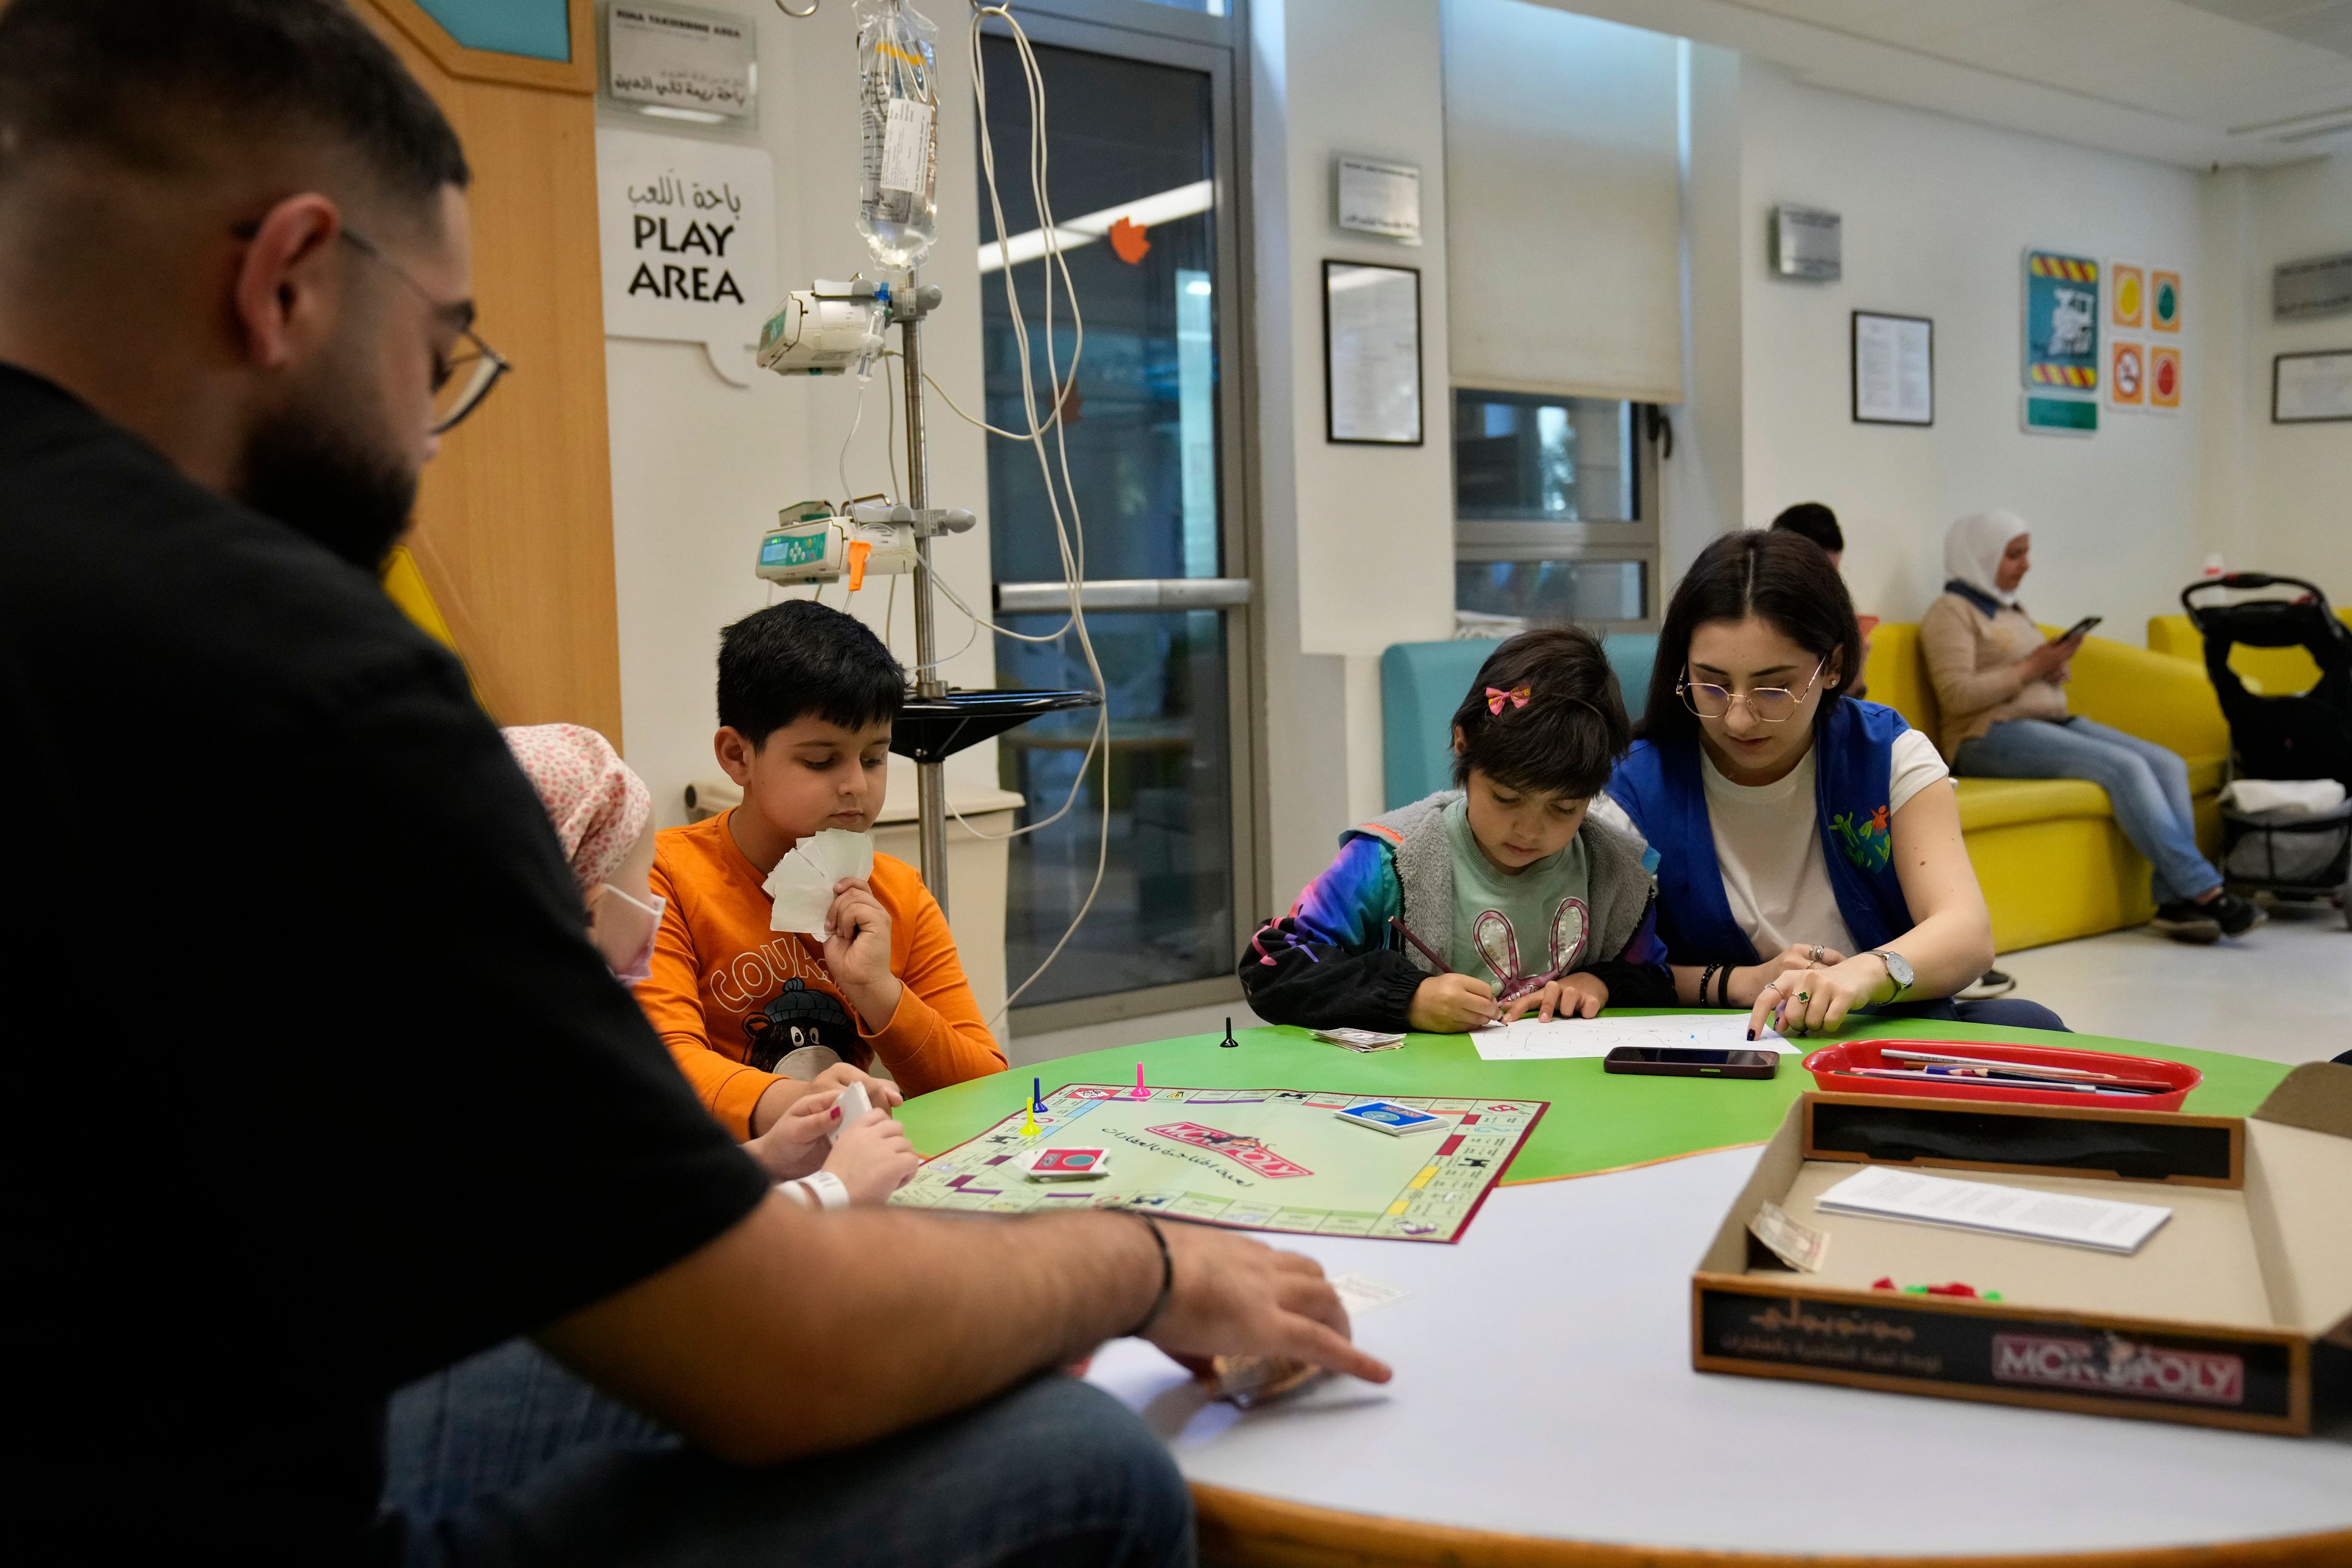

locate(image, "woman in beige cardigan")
[[1921, 511, 2258, 944], [1928, 512, 2258, 944]]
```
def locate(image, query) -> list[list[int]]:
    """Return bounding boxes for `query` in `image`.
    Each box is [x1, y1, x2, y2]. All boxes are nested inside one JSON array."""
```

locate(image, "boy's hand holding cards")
[[764, 829, 877, 935], [826, 1079, 873, 1145]]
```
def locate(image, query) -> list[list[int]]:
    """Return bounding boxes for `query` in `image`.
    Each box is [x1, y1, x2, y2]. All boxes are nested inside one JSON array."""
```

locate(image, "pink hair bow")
[[1485, 685, 1532, 715]]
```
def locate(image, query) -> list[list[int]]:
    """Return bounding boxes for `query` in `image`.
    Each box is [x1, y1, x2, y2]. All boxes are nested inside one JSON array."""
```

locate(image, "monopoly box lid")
[[1689, 1065, 2352, 1435]]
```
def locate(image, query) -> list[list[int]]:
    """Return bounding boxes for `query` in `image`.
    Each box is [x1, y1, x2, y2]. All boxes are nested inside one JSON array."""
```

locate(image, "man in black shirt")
[[0, 5, 1387, 1563]]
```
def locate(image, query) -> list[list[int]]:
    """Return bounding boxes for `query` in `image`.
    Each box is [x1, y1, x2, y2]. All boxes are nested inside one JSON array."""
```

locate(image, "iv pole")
[[897, 273, 951, 914]]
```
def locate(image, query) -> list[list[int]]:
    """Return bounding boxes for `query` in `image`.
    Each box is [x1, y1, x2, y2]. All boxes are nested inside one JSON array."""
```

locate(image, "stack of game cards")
[[1333, 1101, 1445, 1136], [1024, 1147, 1110, 1182], [764, 828, 876, 935], [1313, 1028, 1406, 1053]]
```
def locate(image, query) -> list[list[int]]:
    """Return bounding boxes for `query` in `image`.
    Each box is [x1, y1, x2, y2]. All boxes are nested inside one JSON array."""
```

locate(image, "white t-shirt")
[[1698, 729, 1946, 958]]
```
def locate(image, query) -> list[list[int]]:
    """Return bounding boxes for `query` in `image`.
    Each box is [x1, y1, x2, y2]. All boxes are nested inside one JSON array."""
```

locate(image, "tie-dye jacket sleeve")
[[1236, 836, 1428, 1031]]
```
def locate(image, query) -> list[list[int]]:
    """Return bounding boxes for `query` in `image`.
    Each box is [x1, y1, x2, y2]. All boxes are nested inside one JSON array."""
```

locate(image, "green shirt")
[[1442, 795, 1593, 990]]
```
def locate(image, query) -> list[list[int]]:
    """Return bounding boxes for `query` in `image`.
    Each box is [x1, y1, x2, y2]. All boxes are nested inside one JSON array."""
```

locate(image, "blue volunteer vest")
[[1605, 701, 1915, 966]]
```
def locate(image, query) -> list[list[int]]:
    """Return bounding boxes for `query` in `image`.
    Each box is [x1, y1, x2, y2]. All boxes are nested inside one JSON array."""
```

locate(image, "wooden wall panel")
[[360, 0, 624, 744]]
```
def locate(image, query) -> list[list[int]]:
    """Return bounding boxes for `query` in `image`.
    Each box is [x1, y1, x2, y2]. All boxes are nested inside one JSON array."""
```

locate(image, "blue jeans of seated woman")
[[1954, 716, 2222, 907]]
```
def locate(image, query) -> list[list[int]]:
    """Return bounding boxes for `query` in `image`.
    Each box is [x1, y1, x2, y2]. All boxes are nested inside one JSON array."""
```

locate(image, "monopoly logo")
[[1147, 1121, 1313, 1179], [1992, 1333, 2244, 1406]]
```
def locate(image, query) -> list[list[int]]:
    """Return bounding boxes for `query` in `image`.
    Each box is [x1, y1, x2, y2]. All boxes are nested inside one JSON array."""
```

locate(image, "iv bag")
[[855, 0, 938, 272]]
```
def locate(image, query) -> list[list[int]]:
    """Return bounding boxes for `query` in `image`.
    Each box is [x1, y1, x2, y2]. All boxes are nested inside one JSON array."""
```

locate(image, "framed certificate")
[[2273, 351, 2352, 423], [1852, 311, 1934, 426], [1323, 261, 1423, 445]]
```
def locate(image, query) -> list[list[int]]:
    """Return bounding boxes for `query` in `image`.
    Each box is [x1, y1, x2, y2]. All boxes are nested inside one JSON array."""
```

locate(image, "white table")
[[1087, 1147, 2352, 1566]]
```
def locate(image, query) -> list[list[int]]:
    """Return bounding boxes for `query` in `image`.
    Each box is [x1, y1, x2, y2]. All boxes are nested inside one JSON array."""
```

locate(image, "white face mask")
[[591, 883, 666, 985]]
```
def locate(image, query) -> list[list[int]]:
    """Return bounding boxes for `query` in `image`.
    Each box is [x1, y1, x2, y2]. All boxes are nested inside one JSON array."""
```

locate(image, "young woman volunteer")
[[1604, 530, 2065, 1038], [1923, 511, 2258, 945]]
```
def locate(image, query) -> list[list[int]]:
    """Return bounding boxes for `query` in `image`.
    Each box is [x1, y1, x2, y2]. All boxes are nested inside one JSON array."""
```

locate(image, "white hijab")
[[1945, 510, 2029, 607]]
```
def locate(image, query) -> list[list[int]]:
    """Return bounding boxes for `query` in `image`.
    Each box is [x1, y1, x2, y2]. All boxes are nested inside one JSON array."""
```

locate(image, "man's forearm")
[[541, 1193, 1163, 1465]]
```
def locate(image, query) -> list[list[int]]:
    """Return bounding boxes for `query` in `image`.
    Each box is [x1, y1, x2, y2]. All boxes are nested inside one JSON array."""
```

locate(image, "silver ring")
[[1809, 944, 1825, 964]]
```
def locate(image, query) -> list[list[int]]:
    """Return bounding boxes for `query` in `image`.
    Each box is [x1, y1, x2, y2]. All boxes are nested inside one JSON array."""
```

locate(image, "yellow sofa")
[[1865, 625, 2229, 954], [2146, 609, 2352, 696]]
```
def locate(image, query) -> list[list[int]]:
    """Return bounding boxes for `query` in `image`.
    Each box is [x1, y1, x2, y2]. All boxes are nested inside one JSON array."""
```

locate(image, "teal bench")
[[1379, 636, 1660, 809]]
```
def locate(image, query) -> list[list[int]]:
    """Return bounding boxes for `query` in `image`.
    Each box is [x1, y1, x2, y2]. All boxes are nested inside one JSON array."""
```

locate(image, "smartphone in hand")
[[2049, 615, 2101, 644]]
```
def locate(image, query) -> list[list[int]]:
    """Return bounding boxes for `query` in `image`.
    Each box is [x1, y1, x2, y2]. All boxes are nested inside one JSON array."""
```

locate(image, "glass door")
[[976, 18, 1251, 1028]]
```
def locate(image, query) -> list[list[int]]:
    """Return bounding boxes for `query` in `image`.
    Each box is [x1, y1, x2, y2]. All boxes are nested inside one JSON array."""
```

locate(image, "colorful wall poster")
[[2149, 344, 2182, 412], [2150, 270, 2182, 332], [2110, 262, 2146, 329], [2109, 339, 2146, 409], [2024, 250, 2100, 393]]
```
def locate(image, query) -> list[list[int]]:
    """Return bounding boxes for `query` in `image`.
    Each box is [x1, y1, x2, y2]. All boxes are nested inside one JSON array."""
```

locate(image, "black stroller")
[[2179, 573, 2352, 921]]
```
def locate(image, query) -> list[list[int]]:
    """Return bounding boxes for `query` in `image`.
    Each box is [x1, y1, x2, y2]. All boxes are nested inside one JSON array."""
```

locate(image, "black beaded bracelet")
[[1125, 1214, 1174, 1338], [1698, 963, 1722, 1008]]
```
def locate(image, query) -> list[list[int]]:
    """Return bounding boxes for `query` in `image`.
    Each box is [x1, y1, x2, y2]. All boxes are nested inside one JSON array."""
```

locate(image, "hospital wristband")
[[783, 1171, 851, 1212]]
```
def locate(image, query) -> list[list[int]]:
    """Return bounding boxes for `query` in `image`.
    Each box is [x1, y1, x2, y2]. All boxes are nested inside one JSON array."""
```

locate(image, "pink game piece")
[[1132, 1062, 1147, 1099]]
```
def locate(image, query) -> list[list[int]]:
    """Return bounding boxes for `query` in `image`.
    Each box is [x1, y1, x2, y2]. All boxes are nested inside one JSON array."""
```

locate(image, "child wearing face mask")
[[1240, 627, 1673, 1035], [500, 724, 914, 1206]]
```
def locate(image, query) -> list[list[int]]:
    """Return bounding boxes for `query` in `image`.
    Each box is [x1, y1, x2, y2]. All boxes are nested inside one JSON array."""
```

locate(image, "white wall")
[[1736, 64, 2215, 633], [1249, 0, 1457, 903], [598, 0, 1000, 827], [2231, 154, 2352, 595]]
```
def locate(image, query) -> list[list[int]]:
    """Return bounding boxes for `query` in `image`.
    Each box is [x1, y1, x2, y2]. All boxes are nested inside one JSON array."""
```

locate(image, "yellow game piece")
[[1021, 1107, 1039, 1136]]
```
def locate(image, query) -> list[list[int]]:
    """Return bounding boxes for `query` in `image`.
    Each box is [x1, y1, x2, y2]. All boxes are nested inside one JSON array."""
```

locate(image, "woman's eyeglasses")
[[1678, 657, 1827, 723]]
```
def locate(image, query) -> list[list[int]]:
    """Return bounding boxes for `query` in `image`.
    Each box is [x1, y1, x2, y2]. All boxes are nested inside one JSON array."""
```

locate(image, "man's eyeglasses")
[[1678, 657, 1827, 724], [230, 216, 511, 434]]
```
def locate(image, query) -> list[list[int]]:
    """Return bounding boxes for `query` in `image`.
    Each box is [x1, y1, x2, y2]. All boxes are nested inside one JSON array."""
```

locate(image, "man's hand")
[[1144, 1223, 1392, 1385], [824, 878, 903, 1028], [822, 1110, 921, 1204], [1407, 973, 1498, 1033], [1500, 971, 1607, 1023]]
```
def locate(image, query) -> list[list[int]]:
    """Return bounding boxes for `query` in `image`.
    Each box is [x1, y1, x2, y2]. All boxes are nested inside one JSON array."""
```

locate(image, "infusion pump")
[[755, 279, 891, 376], [756, 499, 973, 590]]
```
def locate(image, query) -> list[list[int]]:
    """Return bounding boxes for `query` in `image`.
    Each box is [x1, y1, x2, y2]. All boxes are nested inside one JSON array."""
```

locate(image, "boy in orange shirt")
[[641, 600, 1007, 1145]]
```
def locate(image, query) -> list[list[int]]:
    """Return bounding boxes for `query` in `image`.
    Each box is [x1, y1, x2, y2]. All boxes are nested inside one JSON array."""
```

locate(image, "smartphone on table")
[[1602, 1047, 1779, 1079], [2049, 615, 2101, 644]]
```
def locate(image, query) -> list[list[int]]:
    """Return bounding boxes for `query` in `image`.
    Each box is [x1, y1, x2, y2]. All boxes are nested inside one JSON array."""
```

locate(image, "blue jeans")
[[1956, 717, 2222, 906], [1869, 996, 2068, 1032], [382, 1343, 1194, 1568]]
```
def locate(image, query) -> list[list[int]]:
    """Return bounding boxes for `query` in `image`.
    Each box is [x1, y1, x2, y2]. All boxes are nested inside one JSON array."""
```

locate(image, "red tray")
[[1800, 1038, 2200, 1112]]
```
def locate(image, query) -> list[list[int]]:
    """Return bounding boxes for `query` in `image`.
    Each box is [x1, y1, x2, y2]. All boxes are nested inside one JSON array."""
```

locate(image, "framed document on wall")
[[2274, 351, 2352, 423], [1324, 260, 1423, 445], [1852, 311, 1934, 425]]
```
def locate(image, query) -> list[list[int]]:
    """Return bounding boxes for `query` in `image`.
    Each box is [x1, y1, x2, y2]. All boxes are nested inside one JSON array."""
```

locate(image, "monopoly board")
[[889, 1084, 1547, 1243]]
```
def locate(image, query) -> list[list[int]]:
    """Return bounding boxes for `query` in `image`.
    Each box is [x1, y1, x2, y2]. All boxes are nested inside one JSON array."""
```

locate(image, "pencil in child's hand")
[[1387, 916, 1450, 973]]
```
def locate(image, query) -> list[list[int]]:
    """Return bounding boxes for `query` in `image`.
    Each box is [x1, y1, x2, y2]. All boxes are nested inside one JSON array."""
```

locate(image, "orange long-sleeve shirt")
[[641, 810, 1006, 1136]]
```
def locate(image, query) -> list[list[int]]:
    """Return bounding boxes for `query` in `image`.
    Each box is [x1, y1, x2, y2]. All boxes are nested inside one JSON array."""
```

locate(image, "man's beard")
[[234, 401, 418, 573]]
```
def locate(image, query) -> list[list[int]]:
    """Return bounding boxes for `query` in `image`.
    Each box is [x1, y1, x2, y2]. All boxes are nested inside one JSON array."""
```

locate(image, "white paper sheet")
[[1470, 1012, 1786, 1063], [1814, 1165, 2173, 1254]]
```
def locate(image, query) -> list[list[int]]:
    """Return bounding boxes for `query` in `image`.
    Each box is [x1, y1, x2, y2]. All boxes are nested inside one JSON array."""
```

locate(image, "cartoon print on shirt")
[[743, 977, 856, 1072], [1830, 804, 1894, 872], [1470, 895, 1591, 989]]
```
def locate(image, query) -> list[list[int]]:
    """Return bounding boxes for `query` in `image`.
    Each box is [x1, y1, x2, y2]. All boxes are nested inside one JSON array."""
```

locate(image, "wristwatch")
[[1866, 949, 1914, 1004]]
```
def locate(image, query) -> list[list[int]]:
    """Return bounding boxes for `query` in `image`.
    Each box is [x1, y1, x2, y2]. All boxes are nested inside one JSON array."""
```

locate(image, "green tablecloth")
[[895, 1013, 2293, 1186]]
